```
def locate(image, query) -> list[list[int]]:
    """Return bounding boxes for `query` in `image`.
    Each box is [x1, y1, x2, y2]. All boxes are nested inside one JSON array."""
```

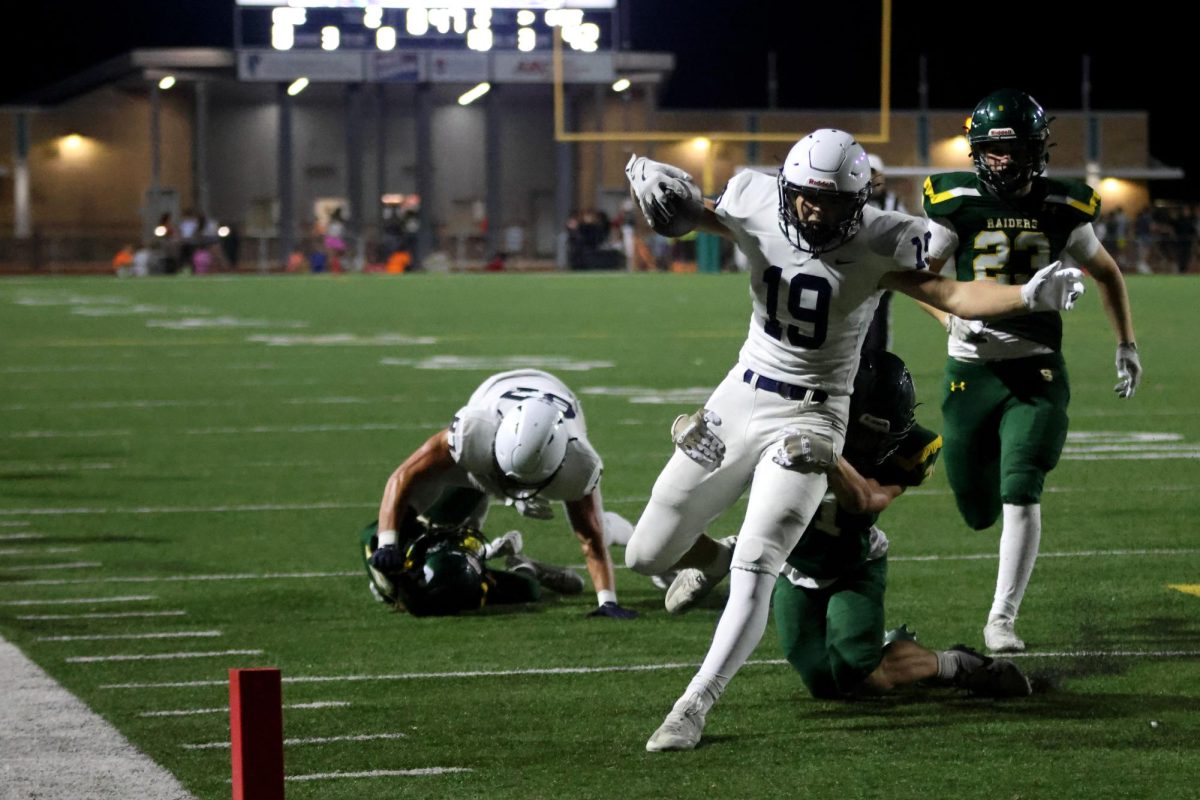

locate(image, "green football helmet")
[[967, 89, 1050, 196], [414, 541, 487, 616], [844, 351, 917, 466]]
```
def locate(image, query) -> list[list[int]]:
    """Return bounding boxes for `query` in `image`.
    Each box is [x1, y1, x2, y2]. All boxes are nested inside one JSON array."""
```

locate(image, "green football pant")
[[772, 557, 887, 699], [941, 353, 1070, 529]]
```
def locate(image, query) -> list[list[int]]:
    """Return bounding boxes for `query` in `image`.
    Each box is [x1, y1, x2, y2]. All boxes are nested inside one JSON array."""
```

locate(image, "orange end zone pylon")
[[229, 667, 284, 800]]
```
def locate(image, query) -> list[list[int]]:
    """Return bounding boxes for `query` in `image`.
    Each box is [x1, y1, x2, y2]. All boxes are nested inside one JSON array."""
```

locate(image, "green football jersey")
[[923, 171, 1101, 350], [785, 424, 942, 581]]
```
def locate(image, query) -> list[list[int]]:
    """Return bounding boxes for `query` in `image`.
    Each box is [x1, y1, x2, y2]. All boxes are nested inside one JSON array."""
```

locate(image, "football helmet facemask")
[[777, 129, 871, 255], [967, 89, 1050, 196], [493, 397, 568, 499], [843, 351, 917, 466]]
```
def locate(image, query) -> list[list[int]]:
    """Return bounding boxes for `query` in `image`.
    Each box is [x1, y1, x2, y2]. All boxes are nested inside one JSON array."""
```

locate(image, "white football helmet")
[[494, 397, 568, 498], [777, 129, 871, 255]]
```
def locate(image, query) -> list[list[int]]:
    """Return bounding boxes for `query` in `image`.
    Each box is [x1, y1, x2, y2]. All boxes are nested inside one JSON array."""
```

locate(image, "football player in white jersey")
[[623, 128, 1086, 750], [372, 369, 638, 619]]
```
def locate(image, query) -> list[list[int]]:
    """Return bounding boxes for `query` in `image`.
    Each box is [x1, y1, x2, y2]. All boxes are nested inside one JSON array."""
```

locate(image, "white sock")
[[990, 503, 1041, 622], [680, 568, 775, 713]]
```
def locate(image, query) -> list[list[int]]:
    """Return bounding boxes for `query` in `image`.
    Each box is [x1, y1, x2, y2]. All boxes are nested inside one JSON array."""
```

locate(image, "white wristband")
[[377, 529, 398, 548], [597, 589, 617, 606]]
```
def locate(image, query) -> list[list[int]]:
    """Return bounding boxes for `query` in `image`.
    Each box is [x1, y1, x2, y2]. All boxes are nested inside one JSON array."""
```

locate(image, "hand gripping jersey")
[[445, 369, 602, 503], [924, 172, 1103, 360], [716, 170, 931, 395], [782, 423, 942, 588]]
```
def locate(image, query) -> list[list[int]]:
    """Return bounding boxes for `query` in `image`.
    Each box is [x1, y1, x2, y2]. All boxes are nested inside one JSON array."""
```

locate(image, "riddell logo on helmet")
[[805, 178, 836, 189], [987, 127, 1017, 137]]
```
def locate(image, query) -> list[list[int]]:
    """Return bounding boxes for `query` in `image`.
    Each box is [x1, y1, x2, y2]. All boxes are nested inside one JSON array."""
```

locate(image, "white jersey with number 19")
[[715, 170, 931, 395]]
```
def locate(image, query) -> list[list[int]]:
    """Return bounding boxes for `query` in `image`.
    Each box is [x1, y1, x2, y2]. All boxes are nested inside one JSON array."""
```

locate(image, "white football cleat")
[[983, 617, 1026, 654], [483, 530, 524, 560], [663, 536, 736, 614], [649, 571, 678, 591], [645, 693, 708, 752]]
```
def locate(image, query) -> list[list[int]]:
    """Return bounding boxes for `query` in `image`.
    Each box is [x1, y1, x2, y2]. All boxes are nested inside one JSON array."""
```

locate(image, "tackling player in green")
[[666, 351, 1032, 700], [922, 89, 1142, 653]]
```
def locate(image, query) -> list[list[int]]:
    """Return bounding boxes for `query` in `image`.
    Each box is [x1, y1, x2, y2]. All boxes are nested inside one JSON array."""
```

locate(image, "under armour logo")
[[1040, 369, 1054, 382], [950, 381, 967, 392]]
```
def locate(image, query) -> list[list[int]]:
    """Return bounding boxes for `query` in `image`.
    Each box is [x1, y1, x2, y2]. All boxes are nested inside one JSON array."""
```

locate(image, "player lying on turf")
[[664, 352, 1033, 703], [361, 516, 585, 617]]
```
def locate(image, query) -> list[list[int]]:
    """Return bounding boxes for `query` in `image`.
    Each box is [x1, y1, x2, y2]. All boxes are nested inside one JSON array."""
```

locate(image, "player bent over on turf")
[[373, 369, 638, 619], [666, 352, 1032, 700]]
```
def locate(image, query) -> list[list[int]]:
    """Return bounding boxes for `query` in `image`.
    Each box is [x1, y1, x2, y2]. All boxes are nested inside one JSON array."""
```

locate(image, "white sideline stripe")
[[38, 630, 220, 642], [0, 546, 80, 555], [12, 570, 360, 587], [183, 732, 408, 750], [1063, 452, 1200, 461], [97, 650, 1200, 690], [0, 561, 100, 572], [0, 632, 196, 799], [892, 547, 1200, 563], [0, 501, 371, 516], [0, 532, 45, 540], [67, 649, 262, 664], [141, 701, 349, 718], [0, 521, 33, 527], [19, 610, 187, 621], [287, 768, 472, 781], [1, 594, 156, 606]]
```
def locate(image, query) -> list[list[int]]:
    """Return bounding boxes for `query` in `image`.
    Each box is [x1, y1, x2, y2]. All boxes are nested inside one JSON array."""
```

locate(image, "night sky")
[[2, 0, 1191, 197]]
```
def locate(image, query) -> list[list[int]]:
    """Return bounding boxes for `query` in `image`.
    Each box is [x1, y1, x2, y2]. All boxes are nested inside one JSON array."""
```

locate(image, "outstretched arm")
[[377, 429, 456, 536], [565, 493, 636, 618], [883, 260, 1083, 319]]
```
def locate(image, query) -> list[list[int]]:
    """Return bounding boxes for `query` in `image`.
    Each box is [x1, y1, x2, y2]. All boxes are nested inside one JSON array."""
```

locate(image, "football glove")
[[1114, 342, 1142, 399], [507, 496, 554, 521], [771, 429, 837, 473], [671, 408, 725, 471], [587, 601, 638, 620], [1019, 260, 1086, 312], [625, 154, 704, 237], [368, 544, 405, 574]]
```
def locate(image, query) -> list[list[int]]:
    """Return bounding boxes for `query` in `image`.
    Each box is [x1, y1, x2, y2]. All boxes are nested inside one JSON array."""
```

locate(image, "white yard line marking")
[[0, 547, 80, 555], [0, 561, 100, 572], [4, 429, 132, 439], [0, 532, 45, 540], [1, 594, 156, 607], [891, 547, 1200, 563], [183, 732, 407, 750], [185, 423, 428, 435], [140, 701, 349, 718], [287, 768, 471, 781], [19, 610, 187, 621], [38, 630, 220, 642], [0, 502, 372, 516], [67, 649, 262, 664], [12, 570, 359, 587], [98, 650, 1200, 691], [0, 521, 32, 527]]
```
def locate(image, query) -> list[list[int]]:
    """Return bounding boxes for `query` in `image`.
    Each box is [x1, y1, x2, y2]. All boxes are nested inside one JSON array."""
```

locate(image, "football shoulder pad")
[[448, 405, 499, 476], [922, 171, 980, 218]]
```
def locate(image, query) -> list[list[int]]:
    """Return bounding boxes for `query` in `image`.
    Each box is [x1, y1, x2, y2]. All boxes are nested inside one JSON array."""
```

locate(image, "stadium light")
[[158, 75, 176, 90], [458, 82, 491, 106], [287, 77, 309, 96], [612, 78, 630, 92]]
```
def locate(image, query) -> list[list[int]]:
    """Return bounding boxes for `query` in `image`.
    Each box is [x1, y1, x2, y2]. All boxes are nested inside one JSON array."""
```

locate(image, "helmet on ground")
[[967, 89, 1050, 196], [415, 541, 487, 616], [494, 397, 567, 498], [777, 129, 871, 255], [844, 351, 917, 465]]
